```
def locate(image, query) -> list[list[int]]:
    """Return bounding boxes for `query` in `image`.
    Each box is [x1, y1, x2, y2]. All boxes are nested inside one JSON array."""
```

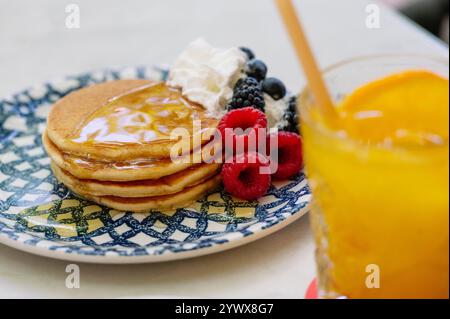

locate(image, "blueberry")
[[262, 77, 286, 100], [239, 47, 255, 60], [245, 59, 268, 81]]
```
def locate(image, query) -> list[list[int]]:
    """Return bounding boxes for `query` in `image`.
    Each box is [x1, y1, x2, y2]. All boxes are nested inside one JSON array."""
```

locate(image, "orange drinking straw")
[[274, 0, 337, 120]]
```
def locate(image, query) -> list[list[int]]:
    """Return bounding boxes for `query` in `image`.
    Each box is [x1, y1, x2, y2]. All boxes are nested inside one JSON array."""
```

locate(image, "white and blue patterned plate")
[[0, 66, 311, 264]]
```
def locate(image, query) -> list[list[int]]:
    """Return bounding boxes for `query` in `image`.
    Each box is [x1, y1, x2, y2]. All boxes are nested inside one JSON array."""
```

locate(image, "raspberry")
[[218, 107, 267, 156], [221, 153, 271, 201], [268, 131, 303, 179]]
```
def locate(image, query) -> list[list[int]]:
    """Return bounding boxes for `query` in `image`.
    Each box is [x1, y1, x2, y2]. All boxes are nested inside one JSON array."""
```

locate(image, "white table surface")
[[0, 0, 448, 299]]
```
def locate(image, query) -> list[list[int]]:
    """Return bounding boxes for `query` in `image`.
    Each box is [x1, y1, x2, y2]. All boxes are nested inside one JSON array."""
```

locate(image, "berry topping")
[[228, 77, 265, 112], [245, 59, 268, 81], [218, 107, 268, 155], [268, 131, 303, 179], [262, 77, 287, 100], [221, 153, 271, 201], [239, 47, 255, 60], [280, 96, 300, 133]]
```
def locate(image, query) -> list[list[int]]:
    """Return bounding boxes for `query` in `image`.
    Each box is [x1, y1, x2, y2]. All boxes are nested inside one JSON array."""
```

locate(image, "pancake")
[[46, 80, 218, 161], [78, 174, 222, 212], [43, 132, 198, 181], [51, 161, 221, 198]]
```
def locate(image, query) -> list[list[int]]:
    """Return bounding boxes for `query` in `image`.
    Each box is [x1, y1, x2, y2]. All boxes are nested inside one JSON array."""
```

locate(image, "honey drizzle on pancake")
[[59, 146, 218, 172], [70, 83, 208, 146]]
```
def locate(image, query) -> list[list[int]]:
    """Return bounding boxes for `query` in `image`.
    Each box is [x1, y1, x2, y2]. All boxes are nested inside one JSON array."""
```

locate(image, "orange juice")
[[301, 57, 449, 299]]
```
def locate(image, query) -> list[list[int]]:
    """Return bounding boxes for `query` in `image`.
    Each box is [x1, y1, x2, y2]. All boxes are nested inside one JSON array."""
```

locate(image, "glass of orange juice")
[[300, 56, 449, 299]]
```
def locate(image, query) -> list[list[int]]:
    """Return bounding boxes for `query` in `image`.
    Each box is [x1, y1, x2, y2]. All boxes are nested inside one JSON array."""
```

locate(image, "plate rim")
[[0, 204, 309, 264]]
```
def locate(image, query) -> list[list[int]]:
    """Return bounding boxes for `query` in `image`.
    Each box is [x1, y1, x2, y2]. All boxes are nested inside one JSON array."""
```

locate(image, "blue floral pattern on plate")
[[0, 66, 311, 263]]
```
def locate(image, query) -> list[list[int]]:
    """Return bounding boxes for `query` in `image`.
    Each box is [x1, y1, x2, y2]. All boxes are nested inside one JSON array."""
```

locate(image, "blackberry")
[[280, 96, 300, 133], [228, 77, 265, 112]]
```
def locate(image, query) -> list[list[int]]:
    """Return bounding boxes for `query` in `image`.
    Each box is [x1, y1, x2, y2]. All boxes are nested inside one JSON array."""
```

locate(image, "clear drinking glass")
[[300, 56, 449, 299]]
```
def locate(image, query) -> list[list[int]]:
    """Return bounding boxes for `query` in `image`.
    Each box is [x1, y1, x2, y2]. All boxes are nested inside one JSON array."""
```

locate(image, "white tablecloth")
[[0, 0, 447, 298]]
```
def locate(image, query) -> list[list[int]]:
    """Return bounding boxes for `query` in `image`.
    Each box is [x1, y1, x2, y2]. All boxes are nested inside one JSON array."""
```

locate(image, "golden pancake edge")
[[51, 161, 221, 198], [74, 174, 222, 213]]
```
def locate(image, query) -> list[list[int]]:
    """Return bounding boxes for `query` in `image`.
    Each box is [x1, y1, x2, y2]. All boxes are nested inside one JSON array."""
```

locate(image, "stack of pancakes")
[[43, 80, 222, 212]]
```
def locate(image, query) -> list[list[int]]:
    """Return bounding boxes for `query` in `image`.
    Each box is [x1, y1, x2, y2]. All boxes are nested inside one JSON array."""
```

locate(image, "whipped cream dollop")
[[265, 94, 289, 128], [168, 38, 246, 117]]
